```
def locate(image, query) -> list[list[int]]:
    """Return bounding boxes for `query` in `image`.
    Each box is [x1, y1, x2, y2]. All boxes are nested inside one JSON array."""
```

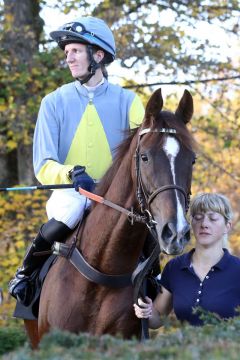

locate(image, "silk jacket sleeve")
[[33, 93, 73, 185]]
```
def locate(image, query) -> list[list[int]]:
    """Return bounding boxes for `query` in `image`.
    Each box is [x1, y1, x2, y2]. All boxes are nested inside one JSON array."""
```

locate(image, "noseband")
[[135, 127, 191, 220]]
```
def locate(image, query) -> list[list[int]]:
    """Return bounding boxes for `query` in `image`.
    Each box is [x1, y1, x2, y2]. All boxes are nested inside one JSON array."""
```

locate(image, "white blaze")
[[163, 136, 185, 231]]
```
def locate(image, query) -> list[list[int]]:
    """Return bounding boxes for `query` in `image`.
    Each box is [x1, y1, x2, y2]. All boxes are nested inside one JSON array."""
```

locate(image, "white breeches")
[[46, 189, 91, 229]]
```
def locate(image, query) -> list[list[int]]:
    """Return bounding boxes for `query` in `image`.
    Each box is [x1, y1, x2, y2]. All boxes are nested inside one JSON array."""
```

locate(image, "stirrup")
[[8, 276, 29, 300], [8, 269, 27, 293], [8, 270, 37, 306]]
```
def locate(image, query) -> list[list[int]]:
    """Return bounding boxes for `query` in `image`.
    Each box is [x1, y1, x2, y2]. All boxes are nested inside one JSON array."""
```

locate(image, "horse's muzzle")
[[160, 222, 190, 255]]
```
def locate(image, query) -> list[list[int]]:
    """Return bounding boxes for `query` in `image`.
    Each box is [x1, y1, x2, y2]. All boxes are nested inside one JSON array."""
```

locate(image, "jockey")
[[9, 16, 145, 305]]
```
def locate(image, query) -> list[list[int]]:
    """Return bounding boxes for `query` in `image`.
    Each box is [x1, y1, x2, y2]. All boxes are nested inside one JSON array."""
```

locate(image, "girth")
[[52, 242, 132, 288]]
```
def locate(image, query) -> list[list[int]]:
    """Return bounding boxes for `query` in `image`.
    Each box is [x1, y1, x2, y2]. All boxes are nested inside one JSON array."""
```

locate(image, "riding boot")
[[8, 218, 71, 305]]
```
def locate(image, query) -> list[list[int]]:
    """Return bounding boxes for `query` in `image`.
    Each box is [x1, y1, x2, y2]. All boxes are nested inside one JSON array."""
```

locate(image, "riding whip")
[[0, 184, 74, 191]]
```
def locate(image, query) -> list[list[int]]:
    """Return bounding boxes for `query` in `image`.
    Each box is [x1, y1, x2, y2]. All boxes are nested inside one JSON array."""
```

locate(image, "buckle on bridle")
[[144, 210, 157, 229], [127, 207, 135, 225]]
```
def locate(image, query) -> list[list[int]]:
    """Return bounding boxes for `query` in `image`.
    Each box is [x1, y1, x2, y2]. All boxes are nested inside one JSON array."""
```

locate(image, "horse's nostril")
[[161, 222, 177, 242]]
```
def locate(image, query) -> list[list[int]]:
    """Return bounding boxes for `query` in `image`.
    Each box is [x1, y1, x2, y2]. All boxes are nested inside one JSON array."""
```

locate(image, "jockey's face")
[[65, 43, 89, 79]]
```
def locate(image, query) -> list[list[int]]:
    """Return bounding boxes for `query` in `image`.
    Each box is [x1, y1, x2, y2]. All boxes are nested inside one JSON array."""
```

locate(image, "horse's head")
[[134, 88, 196, 255]]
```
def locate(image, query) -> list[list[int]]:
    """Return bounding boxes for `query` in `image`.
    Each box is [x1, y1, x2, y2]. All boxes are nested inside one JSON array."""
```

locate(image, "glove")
[[71, 166, 95, 192]]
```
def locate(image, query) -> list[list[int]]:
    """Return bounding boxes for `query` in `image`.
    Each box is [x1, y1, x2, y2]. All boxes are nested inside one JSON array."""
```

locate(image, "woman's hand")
[[133, 296, 153, 319], [133, 287, 173, 329]]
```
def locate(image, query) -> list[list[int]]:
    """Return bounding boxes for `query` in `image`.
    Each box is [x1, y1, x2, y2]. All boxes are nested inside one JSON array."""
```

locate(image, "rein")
[[76, 189, 147, 225]]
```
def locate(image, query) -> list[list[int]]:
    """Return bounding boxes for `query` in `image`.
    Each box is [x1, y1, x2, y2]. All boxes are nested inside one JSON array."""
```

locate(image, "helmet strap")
[[77, 45, 101, 85]]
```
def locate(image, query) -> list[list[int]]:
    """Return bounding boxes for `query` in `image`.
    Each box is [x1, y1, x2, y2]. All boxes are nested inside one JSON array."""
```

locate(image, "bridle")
[[135, 127, 191, 226]]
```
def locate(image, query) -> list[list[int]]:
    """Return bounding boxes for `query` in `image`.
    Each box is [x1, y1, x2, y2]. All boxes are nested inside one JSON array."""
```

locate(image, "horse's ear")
[[143, 88, 163, 126], [175, 89, 193, 124]]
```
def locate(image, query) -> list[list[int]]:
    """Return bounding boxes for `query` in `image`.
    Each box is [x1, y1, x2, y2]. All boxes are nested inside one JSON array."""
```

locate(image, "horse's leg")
[[24, 319, 40, 349]]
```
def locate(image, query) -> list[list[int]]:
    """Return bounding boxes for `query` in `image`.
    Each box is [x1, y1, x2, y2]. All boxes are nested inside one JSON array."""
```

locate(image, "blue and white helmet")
[[50, 16, 116, 63]]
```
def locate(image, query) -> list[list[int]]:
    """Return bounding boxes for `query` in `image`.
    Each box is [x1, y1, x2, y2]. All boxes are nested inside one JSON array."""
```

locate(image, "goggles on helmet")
[[58, 22, 115, 55]]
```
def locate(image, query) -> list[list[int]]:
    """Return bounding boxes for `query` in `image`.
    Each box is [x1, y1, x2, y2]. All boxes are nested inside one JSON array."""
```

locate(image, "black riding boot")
[[8, 218, 71, 305]]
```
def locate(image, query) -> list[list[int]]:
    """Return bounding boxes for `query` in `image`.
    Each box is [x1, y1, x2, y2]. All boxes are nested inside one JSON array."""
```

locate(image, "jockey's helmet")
[[50, 16, 116, 64]]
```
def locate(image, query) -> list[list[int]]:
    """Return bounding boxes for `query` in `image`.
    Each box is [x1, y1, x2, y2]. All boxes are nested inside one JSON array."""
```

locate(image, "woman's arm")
[[133, 286, 173, 329]]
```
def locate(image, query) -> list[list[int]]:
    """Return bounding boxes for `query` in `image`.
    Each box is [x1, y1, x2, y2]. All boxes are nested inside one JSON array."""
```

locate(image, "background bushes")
[[2, 315, 240, 359]]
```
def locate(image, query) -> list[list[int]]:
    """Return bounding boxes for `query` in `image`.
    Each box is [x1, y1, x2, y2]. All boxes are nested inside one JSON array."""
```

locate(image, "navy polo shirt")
[[160, 248, 240, 325]]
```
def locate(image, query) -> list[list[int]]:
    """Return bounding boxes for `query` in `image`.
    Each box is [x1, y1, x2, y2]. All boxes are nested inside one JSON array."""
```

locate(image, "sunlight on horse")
[[25, 88, 196, 347]]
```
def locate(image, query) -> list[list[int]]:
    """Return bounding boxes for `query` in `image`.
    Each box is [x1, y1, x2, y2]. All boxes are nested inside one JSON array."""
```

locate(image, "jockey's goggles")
[[60, 22, 115, 54]]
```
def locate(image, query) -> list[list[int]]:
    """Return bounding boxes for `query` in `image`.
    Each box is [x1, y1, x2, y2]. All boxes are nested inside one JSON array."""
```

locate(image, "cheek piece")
[[77, 45, 102, 85]]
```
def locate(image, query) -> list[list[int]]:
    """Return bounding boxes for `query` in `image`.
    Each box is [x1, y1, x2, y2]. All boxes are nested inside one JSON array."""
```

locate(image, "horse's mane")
[[95, 128, 138, 198]]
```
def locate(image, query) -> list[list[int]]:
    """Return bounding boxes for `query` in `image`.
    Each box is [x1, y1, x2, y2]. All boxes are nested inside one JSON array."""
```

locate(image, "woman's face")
[[191, 211, 231, 247]]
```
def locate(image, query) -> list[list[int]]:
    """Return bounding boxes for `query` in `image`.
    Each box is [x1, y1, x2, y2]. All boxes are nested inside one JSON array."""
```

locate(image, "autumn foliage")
[[0, 191, 48, 327]]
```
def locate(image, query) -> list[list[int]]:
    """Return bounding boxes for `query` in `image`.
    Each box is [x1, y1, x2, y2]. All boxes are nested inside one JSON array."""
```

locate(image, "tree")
[[0, 0, 43, 185], [0, 0, 239, 189]]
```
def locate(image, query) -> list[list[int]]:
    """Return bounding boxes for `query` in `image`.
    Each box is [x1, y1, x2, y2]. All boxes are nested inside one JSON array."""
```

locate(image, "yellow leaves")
[[0, 192, 48, 327], [6, 139, 17, 150], [2, 201, 13, 212], [0, 198, 6, 216], [5, 13, 14, 23], [2, 256, 19, 267], [31, 67, 42, 76], [15, 240, 26, 249], [16, 213, 25, 220], [0, 104, 7, 111]]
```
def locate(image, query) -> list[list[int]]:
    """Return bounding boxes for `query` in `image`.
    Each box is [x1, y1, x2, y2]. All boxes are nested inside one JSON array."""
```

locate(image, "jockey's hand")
[[133, 296, 153, 319], [72, 166, 95, 193]]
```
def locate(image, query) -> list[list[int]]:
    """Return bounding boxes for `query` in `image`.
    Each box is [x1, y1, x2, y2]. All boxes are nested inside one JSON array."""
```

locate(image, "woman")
[[134, 193, 240, 327]]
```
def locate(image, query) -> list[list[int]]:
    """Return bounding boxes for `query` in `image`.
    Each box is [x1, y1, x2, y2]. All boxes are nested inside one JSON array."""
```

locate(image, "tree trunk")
[[0, 151, 18, 186], [2, 0, 43, 185], [17, 144, 34, 185]]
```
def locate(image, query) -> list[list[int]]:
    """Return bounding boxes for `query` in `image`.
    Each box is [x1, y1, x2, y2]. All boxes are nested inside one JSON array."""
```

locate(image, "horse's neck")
[[80, 150, 147, 273]]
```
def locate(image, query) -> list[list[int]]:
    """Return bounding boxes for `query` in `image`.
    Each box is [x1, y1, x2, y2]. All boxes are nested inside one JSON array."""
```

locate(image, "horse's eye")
[[140, 153, 149, 162]]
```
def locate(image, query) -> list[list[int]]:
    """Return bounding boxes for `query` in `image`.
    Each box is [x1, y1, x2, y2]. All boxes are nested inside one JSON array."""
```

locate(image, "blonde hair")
[[190, 193, 233, 247]]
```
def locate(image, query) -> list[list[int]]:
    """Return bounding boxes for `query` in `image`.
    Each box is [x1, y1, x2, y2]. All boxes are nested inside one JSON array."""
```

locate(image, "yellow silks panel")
[[64, 104, 112, 180], [129, 95, 145, 129]]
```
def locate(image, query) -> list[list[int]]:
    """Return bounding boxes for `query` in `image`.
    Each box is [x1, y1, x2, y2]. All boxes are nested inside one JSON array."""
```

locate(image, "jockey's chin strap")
[[77, 45, 101, 85]]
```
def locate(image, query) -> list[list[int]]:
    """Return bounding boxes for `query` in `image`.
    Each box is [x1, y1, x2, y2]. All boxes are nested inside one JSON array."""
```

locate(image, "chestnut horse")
[[24, 88, 196, 347]]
